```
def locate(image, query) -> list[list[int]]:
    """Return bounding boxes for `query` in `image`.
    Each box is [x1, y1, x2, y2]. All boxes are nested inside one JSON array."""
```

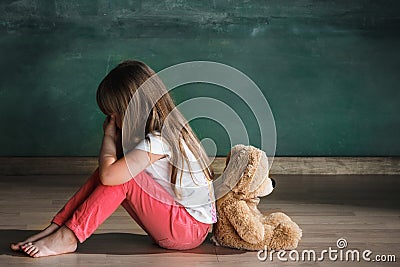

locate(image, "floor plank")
[[0, 174, 399, 266]]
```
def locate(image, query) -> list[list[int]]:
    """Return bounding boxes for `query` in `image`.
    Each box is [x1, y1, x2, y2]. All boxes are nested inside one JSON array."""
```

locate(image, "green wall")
[[1, 0, 399, 156]]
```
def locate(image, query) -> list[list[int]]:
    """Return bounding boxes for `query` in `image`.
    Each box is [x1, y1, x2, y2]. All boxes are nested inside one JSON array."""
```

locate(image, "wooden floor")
[[0, 174, 399, 266]]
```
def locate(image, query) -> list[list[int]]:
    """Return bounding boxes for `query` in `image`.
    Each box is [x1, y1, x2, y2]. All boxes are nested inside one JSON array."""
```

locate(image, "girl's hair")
[[96, 60, 213, 185]]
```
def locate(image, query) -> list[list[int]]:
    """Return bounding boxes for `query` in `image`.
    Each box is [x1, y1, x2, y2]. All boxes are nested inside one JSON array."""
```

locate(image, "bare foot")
[[22, 226, 77, 258], [11, 223, 60, 251]]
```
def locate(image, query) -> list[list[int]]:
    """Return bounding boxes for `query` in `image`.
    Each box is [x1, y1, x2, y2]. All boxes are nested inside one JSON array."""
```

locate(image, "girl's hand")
[[115, 128, 123, 159], [103, 115, 117, 139], [99, 115, 118, 173]]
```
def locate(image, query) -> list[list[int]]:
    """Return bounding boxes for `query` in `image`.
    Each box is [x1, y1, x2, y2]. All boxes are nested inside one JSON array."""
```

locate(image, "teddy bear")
[[211, 144, 302, 251]]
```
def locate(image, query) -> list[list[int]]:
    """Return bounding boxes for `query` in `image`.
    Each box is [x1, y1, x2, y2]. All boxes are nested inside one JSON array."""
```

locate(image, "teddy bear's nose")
[[271, 178, 276, 188]]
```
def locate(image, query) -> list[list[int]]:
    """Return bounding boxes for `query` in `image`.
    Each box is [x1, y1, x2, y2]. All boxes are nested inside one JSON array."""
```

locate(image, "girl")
[[11, 60, 216, 257]]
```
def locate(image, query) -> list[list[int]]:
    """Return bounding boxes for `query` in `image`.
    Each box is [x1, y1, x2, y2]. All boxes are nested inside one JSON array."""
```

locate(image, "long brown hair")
[[96, 60, 213, 185]]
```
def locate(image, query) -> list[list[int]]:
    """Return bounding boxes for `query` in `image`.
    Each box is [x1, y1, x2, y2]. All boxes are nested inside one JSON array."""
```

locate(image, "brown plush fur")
[[211, 145, 302, 251]]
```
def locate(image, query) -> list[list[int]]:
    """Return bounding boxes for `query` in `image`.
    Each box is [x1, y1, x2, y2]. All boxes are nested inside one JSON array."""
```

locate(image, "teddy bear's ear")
[[248, 149, 269, 192], [222, 145, 249, 191]]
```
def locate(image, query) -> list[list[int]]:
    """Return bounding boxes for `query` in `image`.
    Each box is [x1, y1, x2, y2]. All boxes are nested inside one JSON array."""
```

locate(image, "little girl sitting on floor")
[[11, 60, 216, 257]]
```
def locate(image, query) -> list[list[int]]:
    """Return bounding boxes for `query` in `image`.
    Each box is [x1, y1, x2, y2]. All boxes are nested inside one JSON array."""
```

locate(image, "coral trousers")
[[52, 168, 210, 250]]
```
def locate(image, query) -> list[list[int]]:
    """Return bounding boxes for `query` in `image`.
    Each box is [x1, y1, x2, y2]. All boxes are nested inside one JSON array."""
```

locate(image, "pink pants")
[[52, 168, 210, 250]]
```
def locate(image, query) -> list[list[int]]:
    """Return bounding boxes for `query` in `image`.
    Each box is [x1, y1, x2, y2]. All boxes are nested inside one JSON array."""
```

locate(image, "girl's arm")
[[99, 115, 165, 186]]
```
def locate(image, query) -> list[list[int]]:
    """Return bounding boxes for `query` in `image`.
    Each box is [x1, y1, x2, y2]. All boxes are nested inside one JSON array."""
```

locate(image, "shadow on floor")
[[2, 230, 245, 256], [267, 175, 400, 209]]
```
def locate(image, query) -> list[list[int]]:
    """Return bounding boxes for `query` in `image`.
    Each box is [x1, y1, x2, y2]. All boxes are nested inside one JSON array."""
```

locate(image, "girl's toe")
[[32, 250, 40, 258], [31, 247, 39, 257], [23, 245, 32, 253], [28, 247, 38, 257], [10, 243, 20, 250], [24, 244, 36, 256], [21, 242, 31, 249]]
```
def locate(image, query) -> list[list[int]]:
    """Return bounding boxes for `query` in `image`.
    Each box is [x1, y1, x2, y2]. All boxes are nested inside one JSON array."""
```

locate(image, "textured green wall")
[[1, 0, 399, 156]]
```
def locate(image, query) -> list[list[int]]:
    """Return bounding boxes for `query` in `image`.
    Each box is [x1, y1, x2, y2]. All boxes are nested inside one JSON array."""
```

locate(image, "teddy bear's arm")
[[223, 200, 264, 244]]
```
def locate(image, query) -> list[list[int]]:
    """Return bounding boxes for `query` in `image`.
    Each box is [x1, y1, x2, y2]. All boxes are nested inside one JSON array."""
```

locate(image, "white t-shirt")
[[134, 132, 217, 224]]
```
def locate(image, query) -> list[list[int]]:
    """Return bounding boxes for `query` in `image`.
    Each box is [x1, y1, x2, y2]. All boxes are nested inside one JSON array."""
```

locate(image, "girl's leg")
[[63, 180, 127, 243], [121, 201, 148, 233], [22, 171, 210, 257], [52, 168, 101, 226], [11, 168, 100, 251], [122, 171, 210, 250], [10, 223, 59, 251], [22, 176, 127, 257]]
